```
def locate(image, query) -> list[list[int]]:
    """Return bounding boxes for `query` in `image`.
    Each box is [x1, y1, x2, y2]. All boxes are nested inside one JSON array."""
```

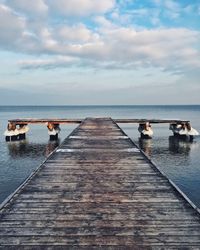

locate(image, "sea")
[[0, 105, 200, 208]]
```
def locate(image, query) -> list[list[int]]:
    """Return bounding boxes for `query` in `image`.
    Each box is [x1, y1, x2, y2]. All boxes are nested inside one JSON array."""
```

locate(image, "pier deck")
[[0, 118, 200, 249]]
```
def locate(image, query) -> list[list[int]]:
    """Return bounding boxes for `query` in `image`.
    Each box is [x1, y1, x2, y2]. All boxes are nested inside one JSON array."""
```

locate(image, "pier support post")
[[138, 122, 153, 139], [18, 124, 29, 140], [4, 123, 19, 141], [47, 123, 60, 141], [169, 122, 199, 141]]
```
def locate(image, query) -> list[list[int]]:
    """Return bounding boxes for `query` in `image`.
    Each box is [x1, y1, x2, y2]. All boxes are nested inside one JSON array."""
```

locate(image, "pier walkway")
[[0, 118, 200, 249]]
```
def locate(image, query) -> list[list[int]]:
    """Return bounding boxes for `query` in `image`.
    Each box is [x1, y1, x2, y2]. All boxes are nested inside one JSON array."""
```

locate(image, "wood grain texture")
[[8, 118, 189, 125], [0, 117, 200, 248]]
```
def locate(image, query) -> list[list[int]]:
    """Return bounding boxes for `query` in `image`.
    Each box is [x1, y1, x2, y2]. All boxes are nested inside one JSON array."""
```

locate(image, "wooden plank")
[[8, 118, 190, 125], [1, 235, 200, 246], [0, 117, 200, 248], [0, 219, 199, 227], [0, 226, 200, 237], [114, 119, 190, 124], [8, 118, 82, 124]]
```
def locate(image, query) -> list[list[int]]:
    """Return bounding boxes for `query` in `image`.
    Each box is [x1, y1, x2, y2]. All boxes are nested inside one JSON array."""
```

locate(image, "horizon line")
[[0, 104, 200, 107]]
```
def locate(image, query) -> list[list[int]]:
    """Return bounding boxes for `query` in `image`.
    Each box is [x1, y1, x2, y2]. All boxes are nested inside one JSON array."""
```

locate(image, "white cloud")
[[37, 27, 58, 51], [0, 4, 25, 47], [47, 0, 115, 16], [7, 0, 48, 16], [56, 24, 99, 43], [0, 4, 42, 52], [164, 0, 180, 11], [94, 27, 199, 67], [15, 25, 200, 73], [0, 1, 199, 74], [0, 0, 199, 105], [19, 56, 79, 69], [94, 16, 115, 28]]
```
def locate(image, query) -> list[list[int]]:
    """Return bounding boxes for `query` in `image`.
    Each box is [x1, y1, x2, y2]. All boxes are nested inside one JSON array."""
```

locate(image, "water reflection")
[[168, 136, 192, 155], [138, 138, 152, 157], [139, 136, 195, 158], [7, 140, 60, 158]]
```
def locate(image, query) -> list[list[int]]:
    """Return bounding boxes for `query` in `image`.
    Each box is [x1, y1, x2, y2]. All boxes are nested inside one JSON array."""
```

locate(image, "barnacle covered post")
[[47, 122, 61, 140], [4, 123, 19, 141], [169, 122, 199, 141], [138, 122, 153, 139], [18, 124, 29, 140]]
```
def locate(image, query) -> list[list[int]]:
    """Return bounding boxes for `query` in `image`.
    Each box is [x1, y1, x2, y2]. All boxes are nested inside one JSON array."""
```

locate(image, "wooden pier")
[[0, 118, 200, 248]]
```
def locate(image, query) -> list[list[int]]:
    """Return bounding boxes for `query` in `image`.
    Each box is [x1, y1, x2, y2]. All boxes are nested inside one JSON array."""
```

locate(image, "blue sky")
[[0, 0, 200, 105]]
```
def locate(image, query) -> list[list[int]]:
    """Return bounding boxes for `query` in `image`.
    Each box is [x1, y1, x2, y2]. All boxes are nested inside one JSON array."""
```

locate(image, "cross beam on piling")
[[8, 118, 190, 124], [0, 118, 200, 248], [5, 118, 198, 142], [6, 118, 195, 141], [8, 118, 82, 124]]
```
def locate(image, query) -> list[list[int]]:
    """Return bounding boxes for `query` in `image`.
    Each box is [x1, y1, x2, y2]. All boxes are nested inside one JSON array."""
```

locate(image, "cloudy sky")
[[0, 0, 200, 105]]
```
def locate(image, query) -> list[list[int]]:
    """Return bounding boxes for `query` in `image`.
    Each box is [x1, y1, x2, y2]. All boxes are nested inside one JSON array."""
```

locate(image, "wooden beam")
[[114, 119, 190, 124], [8, 118, 190, 125], [8, 119, 82, 124]]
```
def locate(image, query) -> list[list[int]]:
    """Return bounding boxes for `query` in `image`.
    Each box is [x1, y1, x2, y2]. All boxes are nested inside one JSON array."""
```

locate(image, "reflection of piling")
[[7, 140, 60, 158], [139, 138, 152, 157], [168, 136, 191, 155]]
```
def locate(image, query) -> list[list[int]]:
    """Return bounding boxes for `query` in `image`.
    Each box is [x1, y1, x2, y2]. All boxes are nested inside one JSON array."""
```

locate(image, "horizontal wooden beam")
[[114, 119, 190, 124], [8, 118, 190, 125], [8, 119, 82, 124]]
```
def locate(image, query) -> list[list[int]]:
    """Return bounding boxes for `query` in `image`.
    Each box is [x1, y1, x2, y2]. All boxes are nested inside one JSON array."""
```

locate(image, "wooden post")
[[170, 122, 199, 141], [4, 123, 19, 141], [186, 122, 197, 142], [47, 123, 60, 141], [138, 122, 153, 139], [18, 124, 29, 140]]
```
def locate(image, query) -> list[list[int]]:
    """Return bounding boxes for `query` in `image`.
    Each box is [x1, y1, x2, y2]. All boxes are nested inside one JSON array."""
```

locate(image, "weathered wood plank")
[[115, 118, 190, 124], [0, 226, 200, 237], [0, 219, 199, 227], [0, 117, 200, 248], [8, 118, 82, 124], [1, 235, 200, 246], [8, 118, 190, 125]]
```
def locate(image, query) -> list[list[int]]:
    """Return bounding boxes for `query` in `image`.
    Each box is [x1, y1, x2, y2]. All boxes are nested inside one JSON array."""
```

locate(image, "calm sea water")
[[0, 105, 200, 207]]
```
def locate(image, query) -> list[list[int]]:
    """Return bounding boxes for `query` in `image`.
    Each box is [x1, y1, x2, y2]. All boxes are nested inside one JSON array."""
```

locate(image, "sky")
[[0, 0, 200, 105]]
